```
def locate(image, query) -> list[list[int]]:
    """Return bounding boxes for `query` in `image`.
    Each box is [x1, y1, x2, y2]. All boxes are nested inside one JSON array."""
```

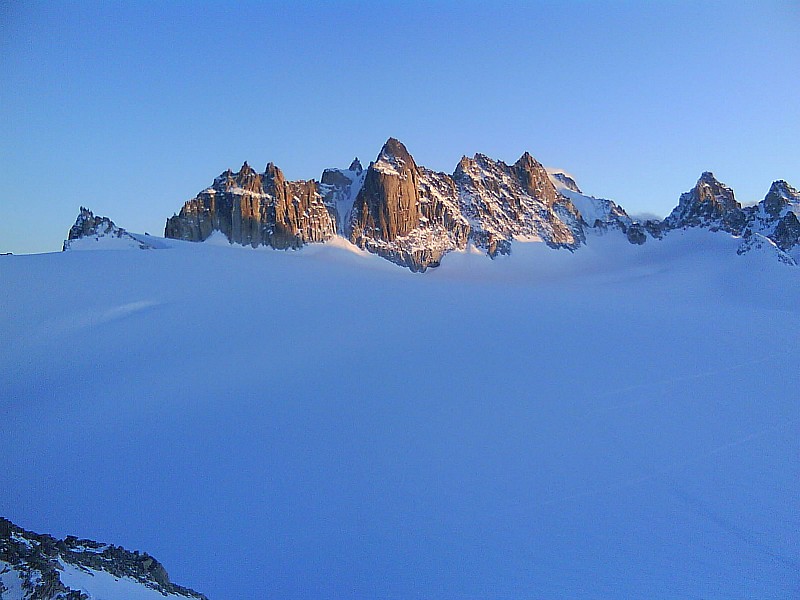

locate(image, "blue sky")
[[2, 1, 798, 254]]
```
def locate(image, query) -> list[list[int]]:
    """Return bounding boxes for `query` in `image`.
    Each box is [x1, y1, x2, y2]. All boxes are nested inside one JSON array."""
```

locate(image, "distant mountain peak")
[[549, 171, 582, 194], [762, 179, 800, 217], [698, 171, 719, 183], [63, 207, 155, 251], [376, 137, 416, 172], [349, 157, 363, 173], [514, 151, 538, 169], [664, 172, 744, 233]]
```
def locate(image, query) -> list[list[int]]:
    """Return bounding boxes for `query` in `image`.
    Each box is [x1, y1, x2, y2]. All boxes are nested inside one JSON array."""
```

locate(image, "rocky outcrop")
[[63, 208, 155, 251], [0, 517, 207, 600], [663, 172, 747, 233], [165, 161, 335, 250], [736, 179, 800, 263], [657, 173, 799, 264], [351, 139, 423, 242], [455, 152, 584, 255], [348, 138, 469, 271]]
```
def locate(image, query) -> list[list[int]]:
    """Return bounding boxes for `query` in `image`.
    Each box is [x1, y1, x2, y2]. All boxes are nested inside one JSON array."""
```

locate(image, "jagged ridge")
[[65, 139, 797, 270], [0, 517, 206, 600]]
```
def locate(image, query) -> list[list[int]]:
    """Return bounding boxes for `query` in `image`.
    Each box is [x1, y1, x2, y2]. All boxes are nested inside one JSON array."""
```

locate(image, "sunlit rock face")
[[454, 152, 584, 256], [165, 161, 335, 250], [162, 140, 799, 269], [348, 138, 469, 271], [663, 171, 746, 233]]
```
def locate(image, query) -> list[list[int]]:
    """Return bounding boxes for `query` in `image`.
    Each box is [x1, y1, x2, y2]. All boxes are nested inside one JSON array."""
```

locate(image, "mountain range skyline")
[[61, 137, 800, 270], [3, 2, 799, 255]]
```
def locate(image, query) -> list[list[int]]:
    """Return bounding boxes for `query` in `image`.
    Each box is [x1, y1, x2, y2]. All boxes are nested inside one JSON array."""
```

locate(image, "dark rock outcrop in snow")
[[0, 517, 207, 600], [736, 179, 800, 264], [63, 208, 155, 251]]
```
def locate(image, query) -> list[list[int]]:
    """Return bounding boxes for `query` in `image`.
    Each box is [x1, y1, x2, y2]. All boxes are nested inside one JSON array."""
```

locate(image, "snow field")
[[2, 231, 798, 599]]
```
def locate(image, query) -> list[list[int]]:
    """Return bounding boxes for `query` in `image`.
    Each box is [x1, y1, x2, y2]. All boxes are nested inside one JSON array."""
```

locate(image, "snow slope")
[[0, 563, 198, 600], [1, 234, 798, 599]]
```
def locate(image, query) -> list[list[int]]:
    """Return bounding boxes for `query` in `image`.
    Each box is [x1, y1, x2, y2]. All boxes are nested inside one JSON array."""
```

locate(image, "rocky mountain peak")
[[455, 155, 472, 174], [664, 172, 745, 233], [514, 151, 537, 170], [64, 207, 155, 251], [348, 158, 363, 174], [550, 172, 582, 194], [692, 172, 739, 208], [350, 138, 422, 248], [762, 180, 799, 217], [235, 161, 262, 192], [376, 137, 417, 173], [512, 151, 561, 208], [264, 161, 286, 186], [698, 170, 718, 183]]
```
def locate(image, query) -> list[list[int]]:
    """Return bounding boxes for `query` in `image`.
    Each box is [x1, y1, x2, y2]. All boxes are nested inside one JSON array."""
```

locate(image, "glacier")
[[1, 231, 798, 599]]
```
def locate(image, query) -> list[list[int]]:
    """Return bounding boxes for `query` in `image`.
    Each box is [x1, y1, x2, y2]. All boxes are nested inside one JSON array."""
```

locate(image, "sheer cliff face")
[[346, 138, 585, 269], [165, 162, 335, 250], [350, 138, 422, 243], [348, 138, 470, 271]]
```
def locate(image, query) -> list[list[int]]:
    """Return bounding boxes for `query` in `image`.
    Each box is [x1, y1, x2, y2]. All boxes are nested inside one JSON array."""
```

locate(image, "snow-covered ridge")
[[0, 518, 206, 600], [63, 208, 158, 251]]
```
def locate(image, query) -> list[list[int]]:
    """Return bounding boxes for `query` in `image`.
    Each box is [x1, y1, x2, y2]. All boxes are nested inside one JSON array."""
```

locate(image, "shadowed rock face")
[[165, 161, 335, 249], [738, 179, 800, 261], [0, 517, 207, 600], [771, 212, 800, 251], [761, 180, 799, 219]]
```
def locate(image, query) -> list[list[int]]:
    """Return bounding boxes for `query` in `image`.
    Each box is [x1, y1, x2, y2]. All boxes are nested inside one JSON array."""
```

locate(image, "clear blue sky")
[[2, 1, 798, 254]]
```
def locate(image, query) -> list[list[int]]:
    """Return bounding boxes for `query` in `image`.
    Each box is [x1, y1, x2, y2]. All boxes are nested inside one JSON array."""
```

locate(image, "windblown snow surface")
[[2, 232, 798, 599]]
